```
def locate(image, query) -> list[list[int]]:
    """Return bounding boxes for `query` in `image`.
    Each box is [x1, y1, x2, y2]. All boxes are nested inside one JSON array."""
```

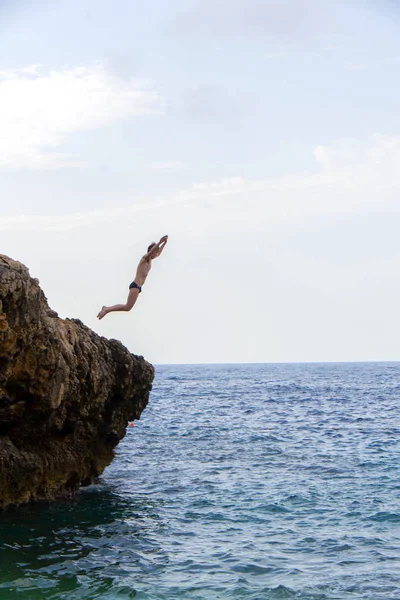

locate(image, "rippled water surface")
[[1, 363, 400, 599]]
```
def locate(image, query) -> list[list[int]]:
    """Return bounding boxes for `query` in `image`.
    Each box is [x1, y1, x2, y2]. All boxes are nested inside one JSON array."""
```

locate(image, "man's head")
[[147, 242, 161, 258]]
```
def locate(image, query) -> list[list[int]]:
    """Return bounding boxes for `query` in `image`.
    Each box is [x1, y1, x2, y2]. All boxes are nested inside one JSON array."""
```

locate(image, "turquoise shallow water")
[[1, 362, 400, 599]]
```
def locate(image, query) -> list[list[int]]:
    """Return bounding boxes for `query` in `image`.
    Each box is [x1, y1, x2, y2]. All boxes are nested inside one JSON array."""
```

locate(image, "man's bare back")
[[97, 235, 168, 320]]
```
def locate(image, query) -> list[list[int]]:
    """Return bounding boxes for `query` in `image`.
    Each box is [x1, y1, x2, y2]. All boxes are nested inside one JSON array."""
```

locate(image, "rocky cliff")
[[0, 255, 154, 509]]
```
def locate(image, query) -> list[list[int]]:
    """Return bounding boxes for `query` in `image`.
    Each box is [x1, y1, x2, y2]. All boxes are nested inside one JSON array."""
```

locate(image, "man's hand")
[[160, 235, 168, 243]]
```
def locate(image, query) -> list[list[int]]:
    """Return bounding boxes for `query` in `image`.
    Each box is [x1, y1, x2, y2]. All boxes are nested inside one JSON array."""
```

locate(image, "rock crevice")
[[0, 255, 154, 509]]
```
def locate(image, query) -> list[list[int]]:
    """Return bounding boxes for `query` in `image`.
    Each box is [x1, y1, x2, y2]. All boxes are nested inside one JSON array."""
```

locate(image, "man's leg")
[[97, 288, 139, 320]]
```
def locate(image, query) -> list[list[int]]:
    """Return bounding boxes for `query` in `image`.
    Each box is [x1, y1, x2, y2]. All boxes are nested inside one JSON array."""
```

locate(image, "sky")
[[1, 0, 400, 364]]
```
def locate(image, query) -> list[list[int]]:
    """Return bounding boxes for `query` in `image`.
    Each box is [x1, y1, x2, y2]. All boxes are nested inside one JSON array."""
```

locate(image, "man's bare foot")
[[97, 306, 107, 320]]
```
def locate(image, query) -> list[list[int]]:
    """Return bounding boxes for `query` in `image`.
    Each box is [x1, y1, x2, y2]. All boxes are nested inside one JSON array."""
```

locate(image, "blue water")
[[1, 363, 400, 599]]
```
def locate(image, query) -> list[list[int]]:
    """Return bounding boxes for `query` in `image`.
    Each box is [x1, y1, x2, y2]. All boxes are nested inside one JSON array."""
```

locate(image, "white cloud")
[[1, 134, 400, 235], [0, 65, 163, 169]]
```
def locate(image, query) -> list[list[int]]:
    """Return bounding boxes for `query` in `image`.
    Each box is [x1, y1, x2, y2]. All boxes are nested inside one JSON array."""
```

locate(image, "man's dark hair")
[[147, 242, 156, 253]]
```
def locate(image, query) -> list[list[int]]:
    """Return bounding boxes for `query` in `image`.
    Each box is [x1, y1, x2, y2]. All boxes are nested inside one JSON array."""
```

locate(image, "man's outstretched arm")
[[156, 235, 168, 255]]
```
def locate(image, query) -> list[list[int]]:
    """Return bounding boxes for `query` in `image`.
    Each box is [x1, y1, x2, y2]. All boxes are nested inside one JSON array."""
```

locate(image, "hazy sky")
[[1, 0, 400, 364]]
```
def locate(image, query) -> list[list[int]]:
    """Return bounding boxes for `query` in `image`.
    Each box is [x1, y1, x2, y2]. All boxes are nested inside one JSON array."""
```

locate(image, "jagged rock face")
[[0, 255, 154, 509]]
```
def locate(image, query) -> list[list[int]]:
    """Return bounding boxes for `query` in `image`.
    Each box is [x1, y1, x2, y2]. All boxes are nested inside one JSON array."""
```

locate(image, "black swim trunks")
[[129, 281, 142, 293]]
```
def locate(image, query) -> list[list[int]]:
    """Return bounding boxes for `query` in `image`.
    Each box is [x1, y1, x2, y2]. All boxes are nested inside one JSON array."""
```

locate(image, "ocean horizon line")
[[154, 359, 400, 367]]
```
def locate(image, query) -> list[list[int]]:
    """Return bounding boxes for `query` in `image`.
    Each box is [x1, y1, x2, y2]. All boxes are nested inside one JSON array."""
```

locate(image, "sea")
[[0, 362, 400, 600]]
